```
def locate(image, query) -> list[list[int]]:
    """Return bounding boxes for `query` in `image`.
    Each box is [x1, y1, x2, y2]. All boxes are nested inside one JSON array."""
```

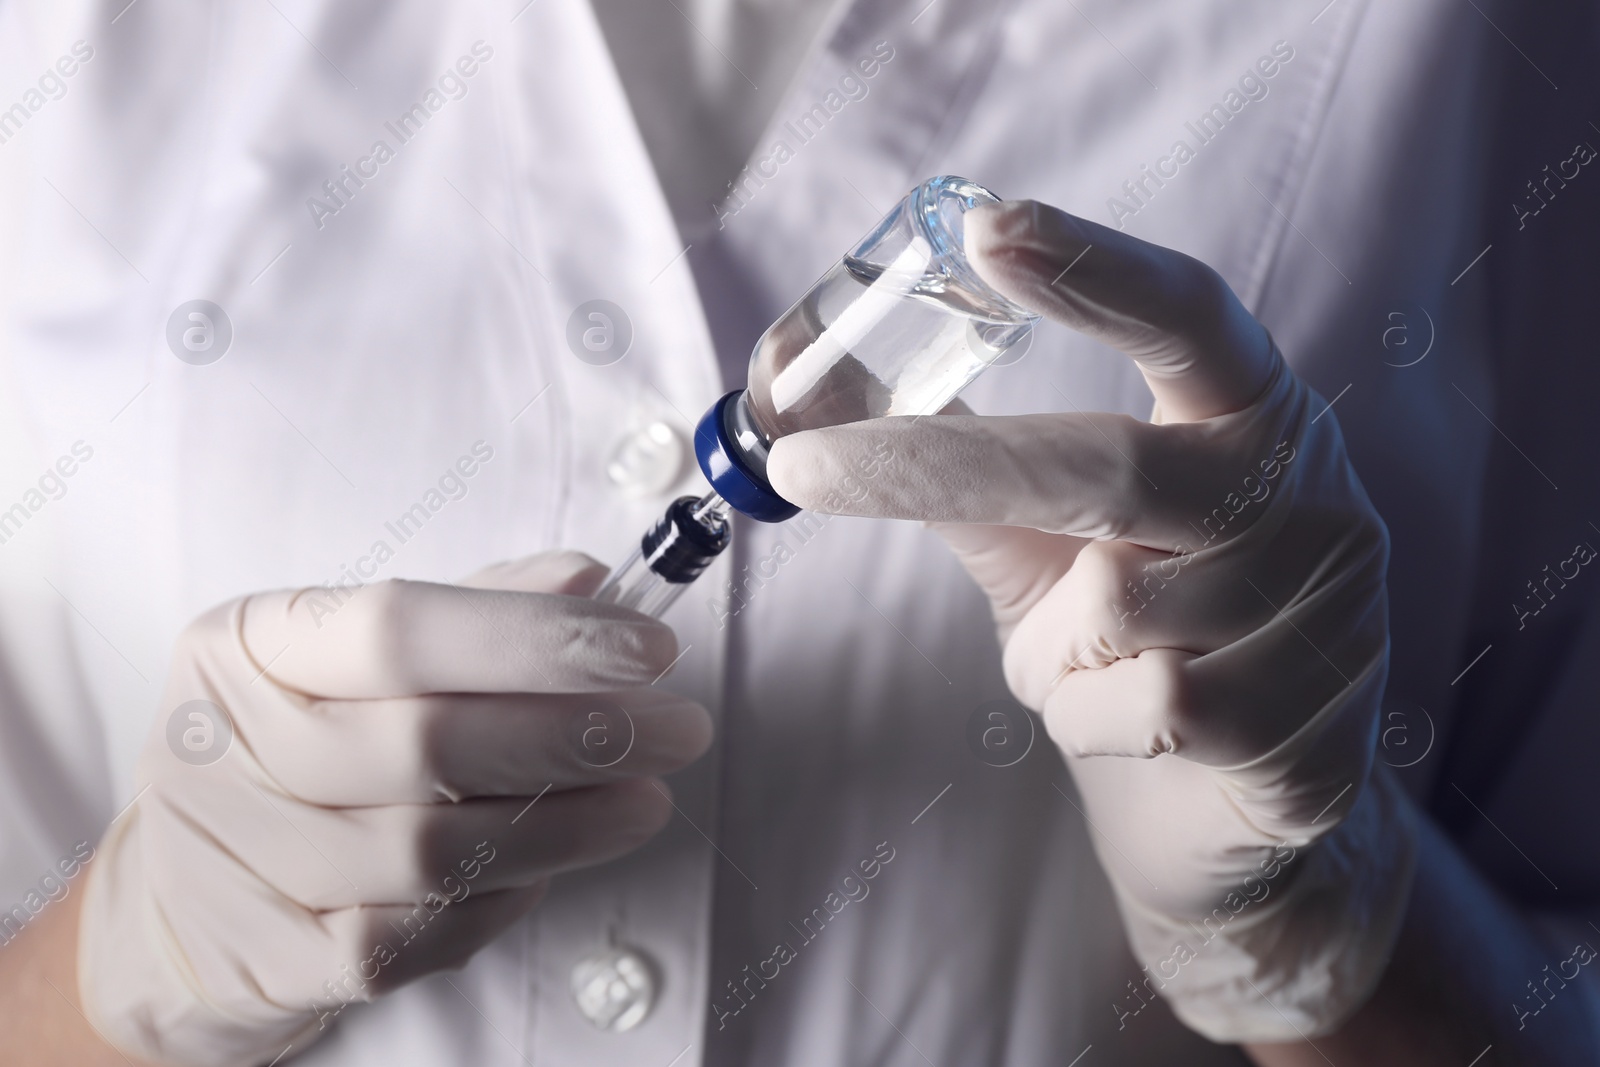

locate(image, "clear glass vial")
[[596, 175, 1040, 617]]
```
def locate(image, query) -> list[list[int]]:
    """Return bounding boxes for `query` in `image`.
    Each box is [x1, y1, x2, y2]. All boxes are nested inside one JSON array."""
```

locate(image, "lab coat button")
[[570, 945, 657, 1032], [605, 421, 686, 496]]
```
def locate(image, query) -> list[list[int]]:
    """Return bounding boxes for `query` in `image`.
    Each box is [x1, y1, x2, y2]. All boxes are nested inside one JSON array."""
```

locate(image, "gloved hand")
[[78, 551, 711, 1066], [767, 201, 1416, 1042]]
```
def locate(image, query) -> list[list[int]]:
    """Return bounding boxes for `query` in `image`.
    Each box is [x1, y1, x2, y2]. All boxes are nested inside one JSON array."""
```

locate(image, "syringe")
[[593, 489, 732, 617]]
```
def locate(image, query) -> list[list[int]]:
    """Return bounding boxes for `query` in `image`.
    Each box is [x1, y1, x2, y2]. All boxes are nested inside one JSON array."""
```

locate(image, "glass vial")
[[601, 175, 1039, 618], [695, 174, 1040, 524]]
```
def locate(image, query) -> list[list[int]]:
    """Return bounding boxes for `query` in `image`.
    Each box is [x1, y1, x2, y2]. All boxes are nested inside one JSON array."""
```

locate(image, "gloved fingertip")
[[963, 200, 1024, 264], [597, 777, 676, 849], [461, 550, 610, 595], [965, 197, 1036, 240], [964, 199, 1074, 309], [636, 774, 674, 811], [969, 196, 1092, 249], [766, 434, 843, 513], [631, 696, 715, 768], [545, 552, 613, 598]]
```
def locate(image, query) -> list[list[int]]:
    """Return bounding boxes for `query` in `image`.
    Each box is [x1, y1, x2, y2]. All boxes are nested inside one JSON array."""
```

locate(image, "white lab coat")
[[1, 0, 1596, 1063]]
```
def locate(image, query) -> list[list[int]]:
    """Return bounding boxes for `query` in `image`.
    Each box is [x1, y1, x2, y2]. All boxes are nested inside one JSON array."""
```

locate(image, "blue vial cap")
[[694, 391, 800, 523]]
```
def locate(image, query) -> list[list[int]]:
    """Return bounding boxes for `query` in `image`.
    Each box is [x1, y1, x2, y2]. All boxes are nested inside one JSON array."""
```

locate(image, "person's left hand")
[[767, 200, 1415, 1042]]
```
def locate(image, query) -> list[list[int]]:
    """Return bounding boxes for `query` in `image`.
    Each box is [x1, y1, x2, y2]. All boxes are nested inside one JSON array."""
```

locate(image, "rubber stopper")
[[693, 391, 800, 523]]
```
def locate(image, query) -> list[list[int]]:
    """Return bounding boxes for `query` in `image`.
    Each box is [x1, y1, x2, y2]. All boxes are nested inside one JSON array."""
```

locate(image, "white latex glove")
[[78, 551, 711, 1066], [768, 201, 1416, 1042]]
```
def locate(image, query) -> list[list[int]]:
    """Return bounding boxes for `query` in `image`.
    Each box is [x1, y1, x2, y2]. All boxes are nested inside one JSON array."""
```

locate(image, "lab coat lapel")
[[494, 0, 726, 497]]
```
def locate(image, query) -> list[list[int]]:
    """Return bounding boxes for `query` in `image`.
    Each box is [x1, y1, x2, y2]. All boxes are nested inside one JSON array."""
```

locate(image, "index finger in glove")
[[965, 199, 1276, 423], [250, 688, 714, 805], [768, 409, 1289, 548], [456, 549, 612, 596], [239, 577, 677, 699]]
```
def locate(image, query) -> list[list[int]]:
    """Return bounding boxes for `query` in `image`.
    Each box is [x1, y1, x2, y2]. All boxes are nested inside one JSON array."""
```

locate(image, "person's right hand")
[[76, 551, 711, 1067]]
